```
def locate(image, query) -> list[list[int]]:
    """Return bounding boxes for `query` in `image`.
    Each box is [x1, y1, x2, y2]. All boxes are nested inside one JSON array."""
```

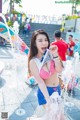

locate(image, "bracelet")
[[53, 56, 58, 59], [53, 57, 60, 62]]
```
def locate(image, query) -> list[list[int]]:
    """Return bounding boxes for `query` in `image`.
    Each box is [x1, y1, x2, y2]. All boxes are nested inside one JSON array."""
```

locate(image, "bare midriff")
[[44, 72, 59, 87]]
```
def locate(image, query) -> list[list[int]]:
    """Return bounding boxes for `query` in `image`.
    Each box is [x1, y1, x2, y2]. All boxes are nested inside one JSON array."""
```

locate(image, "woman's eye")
[[38, 39, 48, 42], [40, 40, 43, 42], [38, 39, 42, 42]]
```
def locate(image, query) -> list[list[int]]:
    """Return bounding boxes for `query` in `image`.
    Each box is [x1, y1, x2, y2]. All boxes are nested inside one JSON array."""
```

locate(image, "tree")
[[3, 0, 22, 19], [69, 0, 80, 14]]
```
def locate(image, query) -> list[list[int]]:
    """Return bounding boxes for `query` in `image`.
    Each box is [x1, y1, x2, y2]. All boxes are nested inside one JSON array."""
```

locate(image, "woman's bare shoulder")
[[30, 59, 34, 64], [30, 59, 36, 67], [30, 58, 39, 75]]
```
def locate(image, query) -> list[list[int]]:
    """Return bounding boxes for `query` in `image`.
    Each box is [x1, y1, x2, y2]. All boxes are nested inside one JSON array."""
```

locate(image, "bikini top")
[[33, 49, 55, 80]]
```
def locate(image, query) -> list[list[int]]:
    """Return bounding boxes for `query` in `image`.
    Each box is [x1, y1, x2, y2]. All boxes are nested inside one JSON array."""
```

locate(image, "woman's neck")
[[36, 53, 43, 59]]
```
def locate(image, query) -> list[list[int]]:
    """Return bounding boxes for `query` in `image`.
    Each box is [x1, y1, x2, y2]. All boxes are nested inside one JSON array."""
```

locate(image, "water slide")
[[0, 13, 37, 86], [0, 21, 29, 54]]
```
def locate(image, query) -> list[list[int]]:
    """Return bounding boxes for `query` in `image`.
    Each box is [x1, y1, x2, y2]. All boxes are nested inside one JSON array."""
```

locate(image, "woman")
[[28, 29, 63, 119]]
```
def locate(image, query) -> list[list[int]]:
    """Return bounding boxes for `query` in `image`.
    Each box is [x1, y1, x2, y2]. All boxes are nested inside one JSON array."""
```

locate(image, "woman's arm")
[[53, 56, 63, 73], [30, 59, 50, 102], [49, 45, 63, 73]]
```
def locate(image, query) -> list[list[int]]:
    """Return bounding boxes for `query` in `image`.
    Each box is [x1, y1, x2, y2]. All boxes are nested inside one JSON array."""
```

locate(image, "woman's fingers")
[[49, 45, 58, 51]]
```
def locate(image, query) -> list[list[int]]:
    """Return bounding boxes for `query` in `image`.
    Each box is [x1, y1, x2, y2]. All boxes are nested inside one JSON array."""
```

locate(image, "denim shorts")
[[37, 85, 61, 105]]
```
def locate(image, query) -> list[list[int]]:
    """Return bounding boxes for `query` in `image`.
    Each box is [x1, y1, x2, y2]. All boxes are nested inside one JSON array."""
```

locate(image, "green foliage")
[[65, 15, 80, 20], [19, 4, 22, 7], [14, 0, 21, 4], [12, 10, 21, 15], [60, 27, 65, 32], [3, 0, 22, 4], [69, 0, 80, 14], [3, 0, 22, 16], [19, 22, 25, 30], [7, 20, 13, 27], [69, 0, 80, 5]]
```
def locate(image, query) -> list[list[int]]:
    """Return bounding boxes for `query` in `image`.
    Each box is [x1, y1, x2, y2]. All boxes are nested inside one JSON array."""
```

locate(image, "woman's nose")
[[42, 41, 46, 45]]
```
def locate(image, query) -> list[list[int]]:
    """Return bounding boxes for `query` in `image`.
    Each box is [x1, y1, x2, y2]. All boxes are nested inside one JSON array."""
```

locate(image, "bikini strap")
[[33, 49, 52, 71], [33, 58, 42, 71]]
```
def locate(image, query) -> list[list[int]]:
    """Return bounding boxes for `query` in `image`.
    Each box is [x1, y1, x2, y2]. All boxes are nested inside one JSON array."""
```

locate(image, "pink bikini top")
[[40, 60, 55, 79], [34, 58, 55, 80]]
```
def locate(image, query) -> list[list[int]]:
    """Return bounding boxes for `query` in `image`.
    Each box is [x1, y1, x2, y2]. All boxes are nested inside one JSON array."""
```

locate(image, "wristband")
[[53, 56, 58, 59]]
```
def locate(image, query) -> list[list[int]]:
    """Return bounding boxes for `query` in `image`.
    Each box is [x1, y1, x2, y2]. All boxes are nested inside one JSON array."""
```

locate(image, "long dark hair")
[[28, 29, 50, 75]]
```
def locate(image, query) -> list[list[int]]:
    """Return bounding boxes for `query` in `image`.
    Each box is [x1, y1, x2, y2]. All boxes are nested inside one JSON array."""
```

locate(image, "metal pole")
[[74, 18, 77, 32]]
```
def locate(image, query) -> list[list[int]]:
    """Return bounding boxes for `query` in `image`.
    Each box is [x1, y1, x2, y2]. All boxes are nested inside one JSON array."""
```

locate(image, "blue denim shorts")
[[37, 85, 61, 105]]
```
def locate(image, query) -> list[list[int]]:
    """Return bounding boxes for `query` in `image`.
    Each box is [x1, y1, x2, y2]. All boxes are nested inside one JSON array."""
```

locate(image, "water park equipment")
[[0, 13, 29, 118], [0, 14, 29, 54], [26, 75, 37, 86], [1, 14, 36, 87]]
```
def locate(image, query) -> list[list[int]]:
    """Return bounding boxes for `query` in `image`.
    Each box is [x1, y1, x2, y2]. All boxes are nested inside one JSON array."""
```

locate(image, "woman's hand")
[[46, 98, 53, 111], [49, 45, 58, 57]]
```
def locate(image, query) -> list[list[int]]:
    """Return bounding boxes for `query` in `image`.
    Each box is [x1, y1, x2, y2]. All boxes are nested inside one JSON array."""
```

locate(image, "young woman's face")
[[35, 34, 49, 54]]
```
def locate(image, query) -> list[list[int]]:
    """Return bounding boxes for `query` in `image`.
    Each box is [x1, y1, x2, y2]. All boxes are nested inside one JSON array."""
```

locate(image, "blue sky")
[[2, 0, 80, 16]]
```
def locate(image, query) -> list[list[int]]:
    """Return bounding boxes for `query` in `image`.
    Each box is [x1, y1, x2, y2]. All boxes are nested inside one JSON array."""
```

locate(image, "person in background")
[[51, 30, 68, 63], [28, 29, 64, 119], [67, 35, 75, 58], [74, 39, 80, 54], [50, 30, 68, 89], [23, 22, 31, 36]]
